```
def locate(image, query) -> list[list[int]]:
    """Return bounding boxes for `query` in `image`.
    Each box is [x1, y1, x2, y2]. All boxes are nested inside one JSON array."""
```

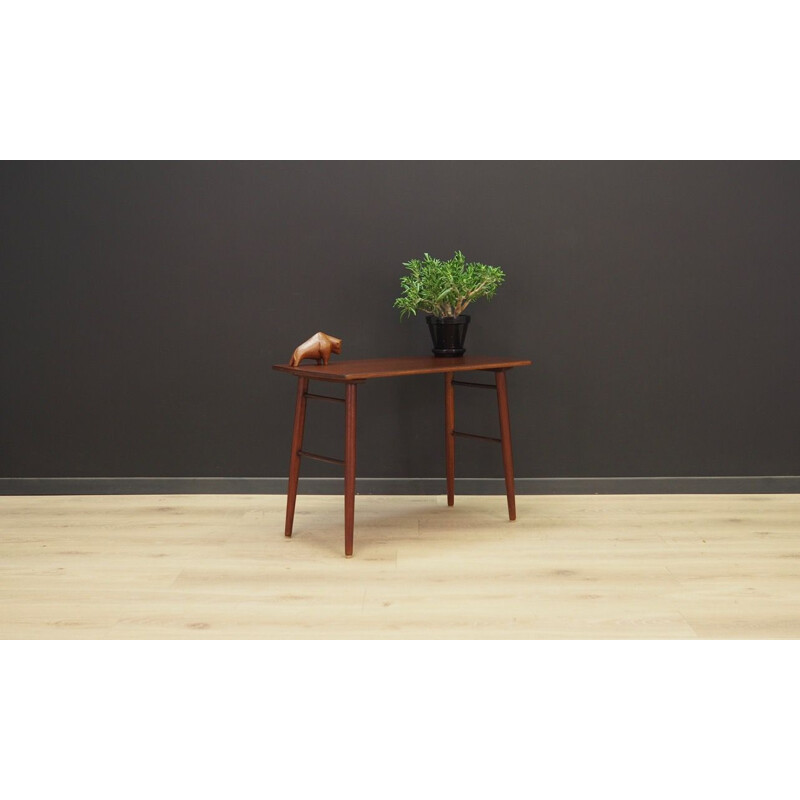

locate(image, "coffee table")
[[272, 356, 532, 557]]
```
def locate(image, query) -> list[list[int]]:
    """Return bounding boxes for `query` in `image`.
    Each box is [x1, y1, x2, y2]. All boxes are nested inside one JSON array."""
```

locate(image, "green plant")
[[394, 251, 505, 319]]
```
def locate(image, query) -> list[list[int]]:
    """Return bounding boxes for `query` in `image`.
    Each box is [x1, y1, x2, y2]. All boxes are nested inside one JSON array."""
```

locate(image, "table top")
[[273, 355, 532, 382]]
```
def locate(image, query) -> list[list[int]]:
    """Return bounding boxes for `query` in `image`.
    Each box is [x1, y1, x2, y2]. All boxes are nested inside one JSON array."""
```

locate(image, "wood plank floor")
[[1, 493, 799, 639]]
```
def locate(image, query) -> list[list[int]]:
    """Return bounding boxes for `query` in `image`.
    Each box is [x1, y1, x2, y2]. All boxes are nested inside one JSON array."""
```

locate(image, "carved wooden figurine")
[[289, 332, 342, 366]]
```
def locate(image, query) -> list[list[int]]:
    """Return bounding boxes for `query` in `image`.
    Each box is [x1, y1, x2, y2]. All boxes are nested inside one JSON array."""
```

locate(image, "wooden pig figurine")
[[289, 332, 342, 367]]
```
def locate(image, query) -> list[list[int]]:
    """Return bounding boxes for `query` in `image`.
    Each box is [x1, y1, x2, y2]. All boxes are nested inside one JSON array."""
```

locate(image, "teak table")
[[272, 356, 532, 557]]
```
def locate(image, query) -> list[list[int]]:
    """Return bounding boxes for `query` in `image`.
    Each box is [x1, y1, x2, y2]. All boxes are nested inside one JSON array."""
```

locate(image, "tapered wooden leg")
[[344, 381, 358, 557], [284, 377, 309, 537], [444, 371, 455, 506], [495, 369, 517, 521]]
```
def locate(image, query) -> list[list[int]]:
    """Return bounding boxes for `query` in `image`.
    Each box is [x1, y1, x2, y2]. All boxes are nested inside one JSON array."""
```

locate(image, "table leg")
[[495, 369, 517, 521], [444, 371, 455, 506], [285, 377, 309, 537], [344, 381, 358, 557]]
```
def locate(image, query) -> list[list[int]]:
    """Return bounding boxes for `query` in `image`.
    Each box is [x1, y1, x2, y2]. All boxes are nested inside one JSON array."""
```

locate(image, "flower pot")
[[426, 314, 470, 357]]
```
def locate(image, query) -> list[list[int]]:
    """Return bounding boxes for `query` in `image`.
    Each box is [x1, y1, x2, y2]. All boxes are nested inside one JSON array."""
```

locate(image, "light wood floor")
[[1, 493, 799, 639]]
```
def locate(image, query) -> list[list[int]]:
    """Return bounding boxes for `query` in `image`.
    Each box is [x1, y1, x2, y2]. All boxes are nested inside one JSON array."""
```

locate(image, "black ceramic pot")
[[426, 314, 470, 357]]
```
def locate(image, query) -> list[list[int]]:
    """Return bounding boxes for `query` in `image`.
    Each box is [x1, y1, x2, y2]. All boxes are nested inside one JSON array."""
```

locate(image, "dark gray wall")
[[1, 162, 799, 484]]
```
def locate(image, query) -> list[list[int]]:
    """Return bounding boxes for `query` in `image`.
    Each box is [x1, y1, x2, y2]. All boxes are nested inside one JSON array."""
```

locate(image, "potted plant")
[[394, 250, 506, 356]]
